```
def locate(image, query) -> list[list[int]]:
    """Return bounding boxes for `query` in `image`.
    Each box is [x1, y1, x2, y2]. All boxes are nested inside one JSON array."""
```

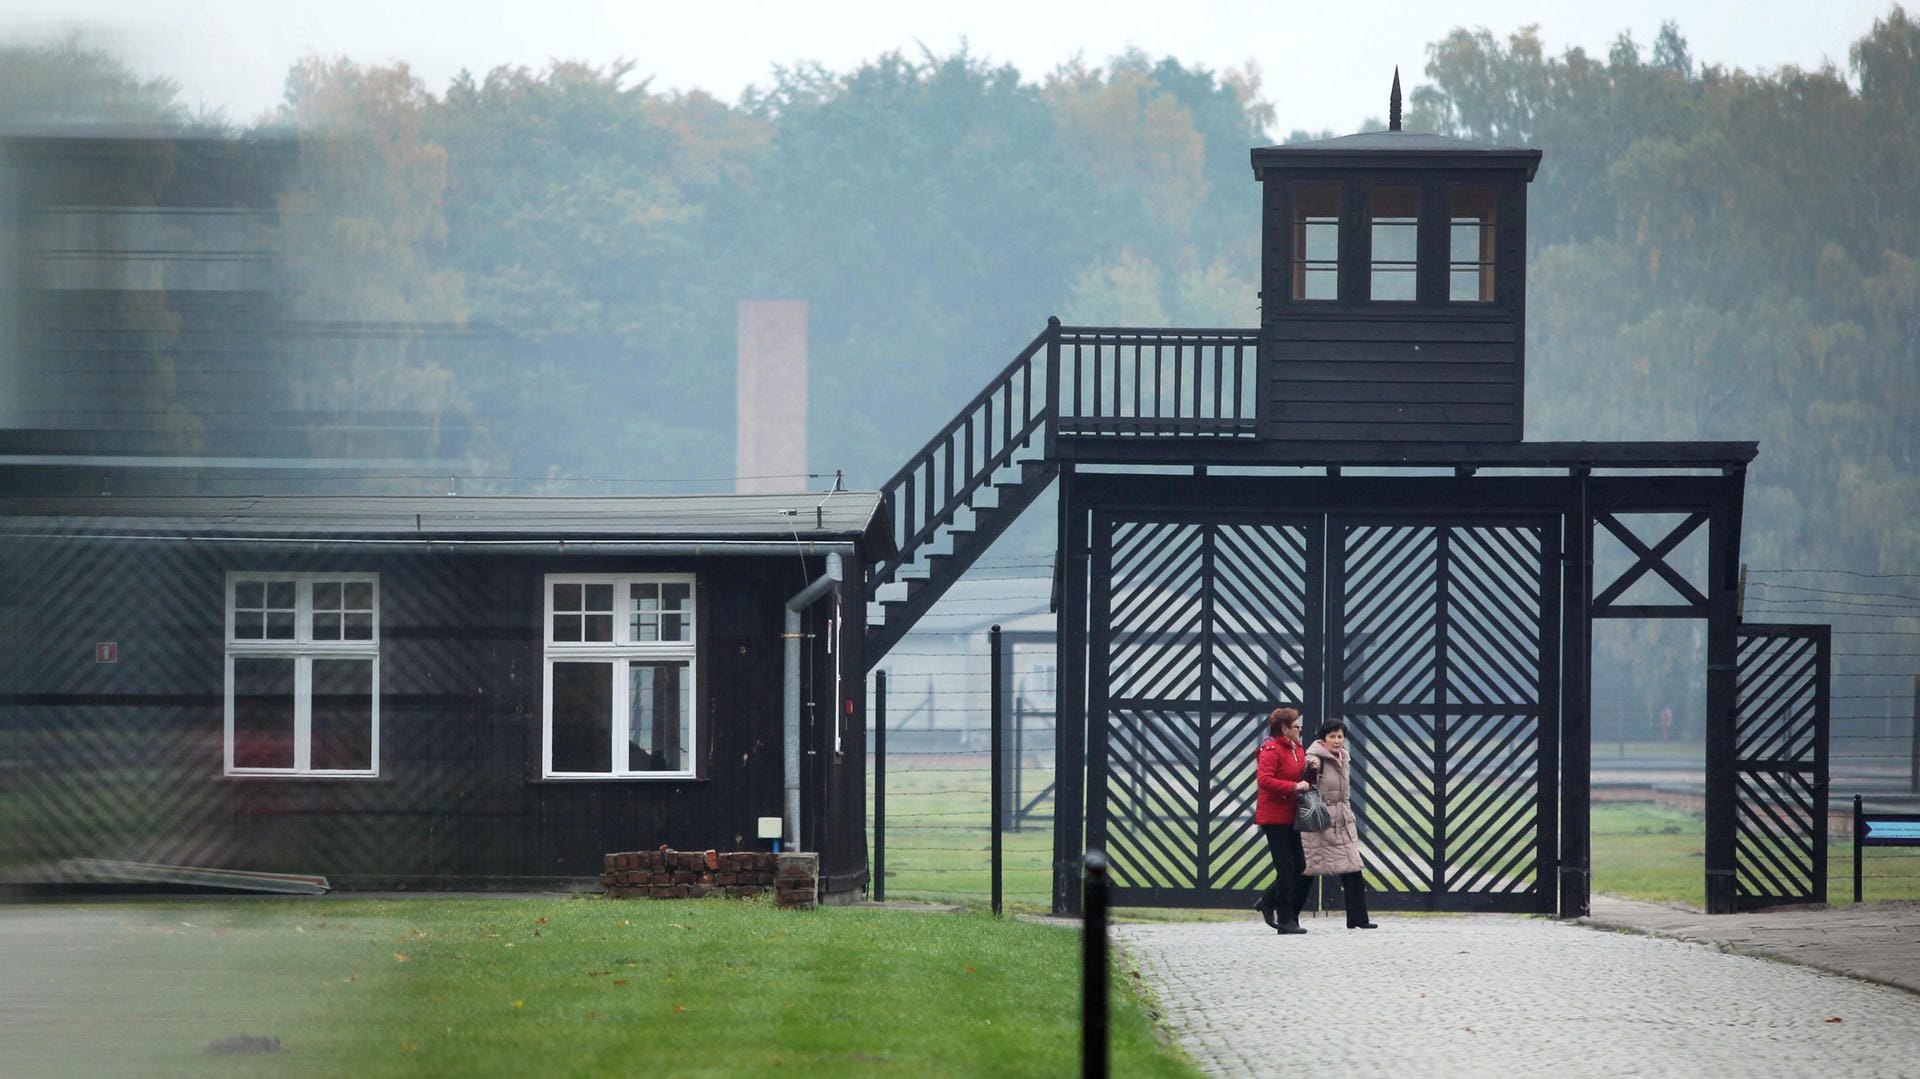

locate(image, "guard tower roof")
[[1251, 129, 1542, 179], [1252, 68, 1542, 180]]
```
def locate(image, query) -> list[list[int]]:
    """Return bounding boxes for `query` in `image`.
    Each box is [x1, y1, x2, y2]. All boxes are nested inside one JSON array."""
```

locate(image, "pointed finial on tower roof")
[[1389, 67, 1403, 132]]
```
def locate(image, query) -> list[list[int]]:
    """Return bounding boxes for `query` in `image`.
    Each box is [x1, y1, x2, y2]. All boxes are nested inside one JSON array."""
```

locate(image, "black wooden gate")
[[1087, 515, 1322, 906], [1330, 518, 1560, 912], [1726, 623, 1830, 910], [1086, 508, 1559, 912]]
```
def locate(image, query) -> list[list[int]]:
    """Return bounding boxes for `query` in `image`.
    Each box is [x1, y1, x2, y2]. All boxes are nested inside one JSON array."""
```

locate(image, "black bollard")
[[991, 625, 1003, 917], [874, 669, 886, 903], [1082, 848, 1109, 1079]]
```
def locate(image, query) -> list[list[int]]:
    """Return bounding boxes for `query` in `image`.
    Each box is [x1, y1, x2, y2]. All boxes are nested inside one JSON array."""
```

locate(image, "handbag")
[[1295, 786, 1332, 832]]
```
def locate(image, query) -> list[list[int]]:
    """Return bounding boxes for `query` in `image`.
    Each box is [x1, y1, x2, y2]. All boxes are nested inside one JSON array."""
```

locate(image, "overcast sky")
[[0, 0, 1896, 133]]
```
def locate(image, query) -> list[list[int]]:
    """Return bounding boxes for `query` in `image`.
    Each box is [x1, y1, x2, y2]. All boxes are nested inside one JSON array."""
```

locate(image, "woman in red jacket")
[[1254, 706, 1314, 935]]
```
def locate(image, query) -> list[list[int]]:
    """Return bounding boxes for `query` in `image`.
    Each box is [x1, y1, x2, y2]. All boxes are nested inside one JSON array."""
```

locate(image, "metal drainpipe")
[[784, 551, 843, 851]]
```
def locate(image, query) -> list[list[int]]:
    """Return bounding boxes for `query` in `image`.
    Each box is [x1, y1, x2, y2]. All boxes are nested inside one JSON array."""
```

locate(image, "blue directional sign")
[[1863, 819, 1920, 843], [1853, 804, 1920, 902]]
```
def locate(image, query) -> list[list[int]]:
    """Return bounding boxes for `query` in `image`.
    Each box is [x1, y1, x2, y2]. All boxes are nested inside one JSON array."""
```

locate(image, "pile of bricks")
[[770, 853, 819, 911], [601, 847, 817, 910]]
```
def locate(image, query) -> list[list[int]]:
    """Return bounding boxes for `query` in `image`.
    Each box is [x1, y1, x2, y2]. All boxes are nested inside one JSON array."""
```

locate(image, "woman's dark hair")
[[1317, 718, 1348, 740], [1267, 707, 1301, 738]]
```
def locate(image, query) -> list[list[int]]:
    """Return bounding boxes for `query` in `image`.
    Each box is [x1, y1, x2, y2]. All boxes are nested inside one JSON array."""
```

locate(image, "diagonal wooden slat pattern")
[[1731, 626, 1827, 908], [1444, 526, 1543, 707], [1108, 522, 1205, 703], [1336, 521, 1549, 909], [1350, 712, 1437, 894], [1735, 771, 1817, 899], [1441, 714, 1542, 895], [1090, 512, 1552, 911], [1102, 520, 1203, 894], [1203, 708, 1270, 891], [1104, 708, 1203, 889], [1734, 636, 1819, 762], [1098, 517, 1315, 900], [1342, 525, 1439, 708], [1209, 524, 1310, 707]]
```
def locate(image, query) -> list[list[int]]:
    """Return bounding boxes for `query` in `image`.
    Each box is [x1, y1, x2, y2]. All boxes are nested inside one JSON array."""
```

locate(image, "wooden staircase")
[[863, 319, 1261, 667]]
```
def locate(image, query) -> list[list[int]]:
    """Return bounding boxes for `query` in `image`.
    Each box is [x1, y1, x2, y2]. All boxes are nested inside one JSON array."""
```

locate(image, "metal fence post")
[[874, 669, 886, 904], [1012, 692, 1025, 832], [991, 624, 1004, 917], [1082, 848, 1109, 1079]]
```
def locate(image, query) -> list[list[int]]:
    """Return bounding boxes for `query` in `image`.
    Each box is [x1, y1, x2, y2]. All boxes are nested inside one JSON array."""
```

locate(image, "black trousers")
[[1260, 823, 1312, 923], [1325, 870, 1372, 928]]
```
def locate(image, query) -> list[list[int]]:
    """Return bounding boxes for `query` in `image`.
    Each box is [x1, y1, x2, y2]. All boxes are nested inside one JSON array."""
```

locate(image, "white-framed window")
[[224, 573, 379, 777], [543, 574, 697, 778]]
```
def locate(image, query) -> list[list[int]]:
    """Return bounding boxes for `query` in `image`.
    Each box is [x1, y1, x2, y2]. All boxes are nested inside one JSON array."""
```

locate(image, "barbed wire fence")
[[866, 562, 1919, 906], [1744, 569, 1919, 895], [865, 558, 1056, 908], [1746, 571, 1919, 779]]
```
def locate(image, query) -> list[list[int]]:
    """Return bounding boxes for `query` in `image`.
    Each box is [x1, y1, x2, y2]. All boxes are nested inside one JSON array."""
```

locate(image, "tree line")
[[4, 12, 1917, 709]]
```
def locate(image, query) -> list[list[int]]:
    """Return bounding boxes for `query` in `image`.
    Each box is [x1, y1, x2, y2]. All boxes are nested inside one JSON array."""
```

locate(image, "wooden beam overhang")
[[1052, 435, 1758, 472], [1065, 469, 1743, 510]]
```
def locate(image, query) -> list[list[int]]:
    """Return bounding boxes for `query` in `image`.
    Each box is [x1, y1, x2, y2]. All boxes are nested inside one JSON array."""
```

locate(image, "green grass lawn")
[[1590, 801, 1920, 908], [871, 764, 1920, 913], [0, 895, 1204, 1079], [1590, 802, 1712, 906]]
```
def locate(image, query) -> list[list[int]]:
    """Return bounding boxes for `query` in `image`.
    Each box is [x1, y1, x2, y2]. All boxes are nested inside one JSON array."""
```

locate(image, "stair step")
[[876, 466, 1053, 586], [864, 408, 1062, 663]]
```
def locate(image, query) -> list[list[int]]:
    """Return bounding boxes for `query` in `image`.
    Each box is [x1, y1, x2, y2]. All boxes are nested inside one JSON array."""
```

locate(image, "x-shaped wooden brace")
[[1592, 511, 1710, 612]]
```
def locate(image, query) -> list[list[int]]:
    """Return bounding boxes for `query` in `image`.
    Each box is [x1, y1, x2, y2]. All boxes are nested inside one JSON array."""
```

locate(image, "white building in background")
[[866, 574, 1056, 760]]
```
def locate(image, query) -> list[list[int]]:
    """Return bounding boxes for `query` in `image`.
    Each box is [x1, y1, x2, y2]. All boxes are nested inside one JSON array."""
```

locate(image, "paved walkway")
[[1115, 900, 1920, 1079], [1583, 896, 1920, 995]]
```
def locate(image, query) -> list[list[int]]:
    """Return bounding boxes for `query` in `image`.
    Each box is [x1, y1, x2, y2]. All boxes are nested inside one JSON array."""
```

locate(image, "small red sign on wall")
[[95, 642, 117, 664]]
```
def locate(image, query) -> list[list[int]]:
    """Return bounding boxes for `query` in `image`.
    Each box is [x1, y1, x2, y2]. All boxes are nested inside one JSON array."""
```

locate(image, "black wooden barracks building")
[[0, 493, 889, 896]]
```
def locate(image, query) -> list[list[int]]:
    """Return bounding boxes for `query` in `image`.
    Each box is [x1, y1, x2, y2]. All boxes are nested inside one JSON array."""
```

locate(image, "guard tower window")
[[1368, 186, 1420, 301], [1291, 184, 1340, 300], [1450, 187, 1498, 302]]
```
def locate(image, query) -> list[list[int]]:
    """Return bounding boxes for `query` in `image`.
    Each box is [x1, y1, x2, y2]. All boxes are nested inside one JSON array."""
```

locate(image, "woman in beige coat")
[[1302, 719, 1377, 929]]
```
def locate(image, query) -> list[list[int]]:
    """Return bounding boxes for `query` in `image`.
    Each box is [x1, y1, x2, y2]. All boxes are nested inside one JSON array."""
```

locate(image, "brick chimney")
[[735, 299, 808, 494]]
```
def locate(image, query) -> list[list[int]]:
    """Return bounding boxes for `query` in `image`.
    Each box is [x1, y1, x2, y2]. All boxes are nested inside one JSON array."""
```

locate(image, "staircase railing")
[[867, 319, 1262, 648], [870, 323, 1054, 596], [1054, 325, 1261, 439]]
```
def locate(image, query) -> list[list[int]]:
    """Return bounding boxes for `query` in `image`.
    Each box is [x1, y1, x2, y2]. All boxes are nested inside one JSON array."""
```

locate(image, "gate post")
[[1053, 465, 1089, 914], [1559, 469, 1593, 918], [1703, 473, 1746, 914]]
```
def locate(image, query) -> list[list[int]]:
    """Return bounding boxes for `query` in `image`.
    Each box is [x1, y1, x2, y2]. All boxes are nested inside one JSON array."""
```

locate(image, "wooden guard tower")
[[1253, 73, 1538, 442], [866, 76, 1829, 919]]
